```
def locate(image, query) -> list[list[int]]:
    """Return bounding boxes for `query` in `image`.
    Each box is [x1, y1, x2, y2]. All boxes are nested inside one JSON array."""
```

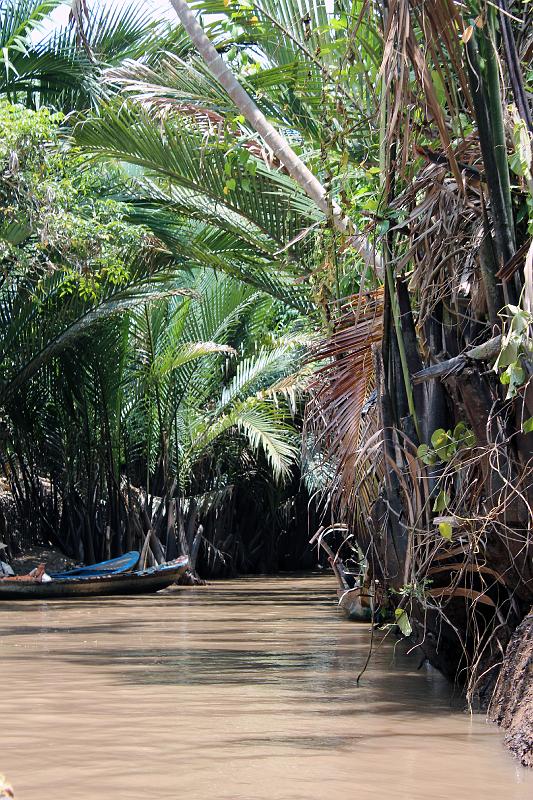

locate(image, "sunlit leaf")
[[438, 522, 453, 540], [433, 490, 450, 514], [395, 608, 412, 636]]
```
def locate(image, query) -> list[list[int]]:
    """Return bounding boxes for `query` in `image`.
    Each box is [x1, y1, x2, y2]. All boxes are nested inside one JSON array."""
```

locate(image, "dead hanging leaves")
[[303, 289, 384, 520]]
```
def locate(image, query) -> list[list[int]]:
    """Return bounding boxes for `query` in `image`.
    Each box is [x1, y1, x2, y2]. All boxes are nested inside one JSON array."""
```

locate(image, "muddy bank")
[[10, 547, 76, 576], [490, 611, 533, 768]]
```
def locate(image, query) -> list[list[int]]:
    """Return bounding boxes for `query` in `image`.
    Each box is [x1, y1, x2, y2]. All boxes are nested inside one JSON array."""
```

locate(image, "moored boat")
[[0, 556, 188, 600], [310, 528, 374, 621]]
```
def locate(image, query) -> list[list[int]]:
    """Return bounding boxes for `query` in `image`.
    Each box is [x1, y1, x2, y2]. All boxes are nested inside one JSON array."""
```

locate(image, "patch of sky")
[[29, 0, 175, 44]]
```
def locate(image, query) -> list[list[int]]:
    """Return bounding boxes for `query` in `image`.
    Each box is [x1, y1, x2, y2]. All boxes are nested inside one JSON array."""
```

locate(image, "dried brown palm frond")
[[303, 290, 384, 528], [379, 0, 472, 186]]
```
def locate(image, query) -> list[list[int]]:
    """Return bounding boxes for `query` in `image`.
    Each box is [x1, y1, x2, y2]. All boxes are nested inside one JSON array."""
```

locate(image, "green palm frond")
[[150, 340, 236, 381], [235, 402, 299, 481], [74, 100, 322, 242], [0, 0, 61, 50], [74, 101, 319, 307], [0, 1, 182, 109], [187, 397, 298, 482], [0, 243, 193, 403], [122, 202, 311, 308], [219, 345, 300, 410]]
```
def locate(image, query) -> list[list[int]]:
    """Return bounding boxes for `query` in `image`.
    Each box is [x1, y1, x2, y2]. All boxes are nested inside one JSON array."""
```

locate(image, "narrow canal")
[[1, 575, 531, 799]]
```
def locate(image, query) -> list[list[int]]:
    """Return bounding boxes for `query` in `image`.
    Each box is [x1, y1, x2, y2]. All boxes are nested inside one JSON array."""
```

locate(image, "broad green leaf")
[[395, 608, 412, 636], [453, 422, 468, 439], [433, 490, 450, 513], [431, 428, 449, 448], [418, 442, 438, 465], [501, 363, 525, 398], [495, 339, 518, 369], [523, 417, 533, 434], [463, 429, 476, 448]]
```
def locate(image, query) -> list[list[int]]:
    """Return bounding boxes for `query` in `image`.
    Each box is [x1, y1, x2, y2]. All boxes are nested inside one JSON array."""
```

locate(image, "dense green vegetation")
[[0, 98, 313, 572], [0, 0, 532, 735]]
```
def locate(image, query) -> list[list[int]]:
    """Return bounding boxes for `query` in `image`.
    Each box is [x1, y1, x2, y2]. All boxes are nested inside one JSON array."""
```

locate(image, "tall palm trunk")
[[169, 0, 382, 276]]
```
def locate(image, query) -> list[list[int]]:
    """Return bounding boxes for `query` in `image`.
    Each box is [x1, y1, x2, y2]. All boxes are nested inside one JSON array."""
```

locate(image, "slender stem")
[[379, 57, 421, 440]]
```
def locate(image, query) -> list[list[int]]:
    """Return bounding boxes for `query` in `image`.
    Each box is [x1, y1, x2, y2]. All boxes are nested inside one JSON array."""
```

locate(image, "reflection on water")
[[0, 575, 531, 799]]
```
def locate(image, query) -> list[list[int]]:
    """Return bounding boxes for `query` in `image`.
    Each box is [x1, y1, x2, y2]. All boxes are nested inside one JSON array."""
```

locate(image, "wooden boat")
[[310, 530, 374, 621], [0, 556, 188, 600]]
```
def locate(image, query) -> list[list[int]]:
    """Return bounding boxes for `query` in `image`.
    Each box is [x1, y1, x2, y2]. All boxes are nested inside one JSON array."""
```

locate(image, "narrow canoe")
[[309, 532, 374, 622], [0, 556, 188, 600], [50, 550, 140, 578]]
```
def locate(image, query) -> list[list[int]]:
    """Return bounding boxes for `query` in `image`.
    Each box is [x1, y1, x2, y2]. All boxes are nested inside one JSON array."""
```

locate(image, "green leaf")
[[438, 443, 456, 462], [501, 363, 525, 398], [523, 417, 533, 434], [395, 608, 412, 636], [329, 15, 347, 30], [495, 339, 519, 369], [463, 429, 476, 448], [438, 522, 453, 540], [431, 428, 448, 448], [416, 443, 438, 465], [510, 311, 530, 335], [433, 490, 450, 513], [453, 422, 467, 439]]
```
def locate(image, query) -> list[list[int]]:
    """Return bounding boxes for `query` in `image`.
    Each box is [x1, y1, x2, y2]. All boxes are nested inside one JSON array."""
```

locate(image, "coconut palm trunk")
[[169, 0, 382, 276]]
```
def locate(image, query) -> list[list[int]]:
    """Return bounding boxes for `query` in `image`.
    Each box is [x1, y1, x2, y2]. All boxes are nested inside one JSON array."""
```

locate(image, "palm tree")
[[124, 271, 303, 494], [167, 0, 382, 274], [0, 93, 305, 568]]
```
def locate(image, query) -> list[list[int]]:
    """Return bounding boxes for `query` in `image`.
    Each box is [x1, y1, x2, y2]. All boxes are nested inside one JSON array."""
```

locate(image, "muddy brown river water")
[[1, 575, 532, 799]]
